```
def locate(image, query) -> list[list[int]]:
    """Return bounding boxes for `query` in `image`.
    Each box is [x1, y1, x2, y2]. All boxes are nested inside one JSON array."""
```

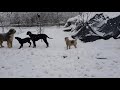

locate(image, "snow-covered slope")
[[0, 26, 120, 78], [94, 12, 120, 18]]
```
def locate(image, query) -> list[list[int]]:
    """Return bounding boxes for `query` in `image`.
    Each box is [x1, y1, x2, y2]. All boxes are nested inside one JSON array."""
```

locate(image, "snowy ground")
[[0, 26, 120, 78]]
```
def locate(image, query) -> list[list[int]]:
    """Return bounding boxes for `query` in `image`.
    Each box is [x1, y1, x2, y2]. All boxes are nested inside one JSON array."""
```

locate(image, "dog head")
[[15, 37, 21, 42], [26, 31, 32, 35], [65, 37, 69, 41], [8, 29, 16, 35]]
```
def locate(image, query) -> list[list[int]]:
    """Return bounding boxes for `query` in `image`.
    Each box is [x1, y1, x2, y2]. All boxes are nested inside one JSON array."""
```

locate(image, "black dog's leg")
[[0, 41, 4, 47], [28, 41, 31, 47], [43, 39, 49, 48], [19, 44, 23, 49], [33, 41, 36, 48]]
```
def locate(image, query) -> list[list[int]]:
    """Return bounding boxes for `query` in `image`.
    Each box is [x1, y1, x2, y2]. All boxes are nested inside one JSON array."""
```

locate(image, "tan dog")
[[0, 29, 16, 48], [65, 37, 77, 49]]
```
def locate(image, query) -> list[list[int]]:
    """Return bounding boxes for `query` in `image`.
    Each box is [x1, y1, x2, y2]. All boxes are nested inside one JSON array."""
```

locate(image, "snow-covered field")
[[0, 26, 120, 78]]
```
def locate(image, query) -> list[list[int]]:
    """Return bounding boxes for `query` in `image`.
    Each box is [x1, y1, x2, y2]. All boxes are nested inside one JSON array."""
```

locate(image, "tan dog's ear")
[[65, 37, 69, 40]]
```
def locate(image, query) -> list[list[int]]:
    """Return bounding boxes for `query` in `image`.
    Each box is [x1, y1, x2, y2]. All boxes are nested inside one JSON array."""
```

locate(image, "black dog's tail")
[[47, 35, 53, 39]]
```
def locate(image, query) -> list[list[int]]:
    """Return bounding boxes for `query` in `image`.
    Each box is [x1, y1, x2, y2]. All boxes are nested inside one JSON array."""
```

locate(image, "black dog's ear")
[[26, 31, 31, 35]]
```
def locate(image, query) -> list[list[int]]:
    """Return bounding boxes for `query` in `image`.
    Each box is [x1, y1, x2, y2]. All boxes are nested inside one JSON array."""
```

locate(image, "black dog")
[[26, 31, 53, 48], [15, 37, 31, 49]]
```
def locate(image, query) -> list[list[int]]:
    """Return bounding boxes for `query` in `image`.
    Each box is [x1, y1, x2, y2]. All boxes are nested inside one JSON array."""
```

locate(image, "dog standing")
[[26, 31, 53, 48], [15, 37, 31, 49], [65, 37, 77, 49], [0, 29, 16, 48]]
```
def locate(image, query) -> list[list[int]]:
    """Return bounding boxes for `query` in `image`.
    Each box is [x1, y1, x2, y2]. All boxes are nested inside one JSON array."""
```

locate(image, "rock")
[[63, 56, 67, 58]]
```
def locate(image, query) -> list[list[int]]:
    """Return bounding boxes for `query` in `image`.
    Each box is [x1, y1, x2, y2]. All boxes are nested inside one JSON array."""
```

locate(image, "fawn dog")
[[65, 37, 77, 49]]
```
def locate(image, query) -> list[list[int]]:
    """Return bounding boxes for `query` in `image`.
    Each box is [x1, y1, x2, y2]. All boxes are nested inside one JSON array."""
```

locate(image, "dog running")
[[65, 37, 77, 49], [15, 37, 31, 49], [26, 31, 53, 48]]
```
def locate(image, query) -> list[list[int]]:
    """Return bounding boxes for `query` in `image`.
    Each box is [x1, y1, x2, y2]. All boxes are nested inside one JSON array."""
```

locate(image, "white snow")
[[67, 15, 81, 22], [0, 26, 120, 78], [91, 12, 120, 19]]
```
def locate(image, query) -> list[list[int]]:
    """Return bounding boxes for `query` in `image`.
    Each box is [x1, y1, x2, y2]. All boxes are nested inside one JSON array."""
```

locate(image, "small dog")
[[65, 37, 77, 49], [15, 37, 31, 49], [26, 31, 53, 48], [0, 28, 16, 48]]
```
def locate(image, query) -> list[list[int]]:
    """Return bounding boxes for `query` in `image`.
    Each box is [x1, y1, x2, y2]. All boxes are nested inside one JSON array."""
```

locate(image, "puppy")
[[65, 37, 77, 49], [15, 37, 31, 49], [26, 31, 53, 48]]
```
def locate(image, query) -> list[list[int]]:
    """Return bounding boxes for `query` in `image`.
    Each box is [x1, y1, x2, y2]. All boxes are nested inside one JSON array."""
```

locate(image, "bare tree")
[[0, 12, 80, 28], [86, 12, 92, 22], [37, 13, 44, 42], [37, 13, 42, 34], [12, 12, 22, 33], [0, 21, 4, 33], [56, 12, 60, 26], [0, 12, 5, 32], [79, 12, 92, 23]]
